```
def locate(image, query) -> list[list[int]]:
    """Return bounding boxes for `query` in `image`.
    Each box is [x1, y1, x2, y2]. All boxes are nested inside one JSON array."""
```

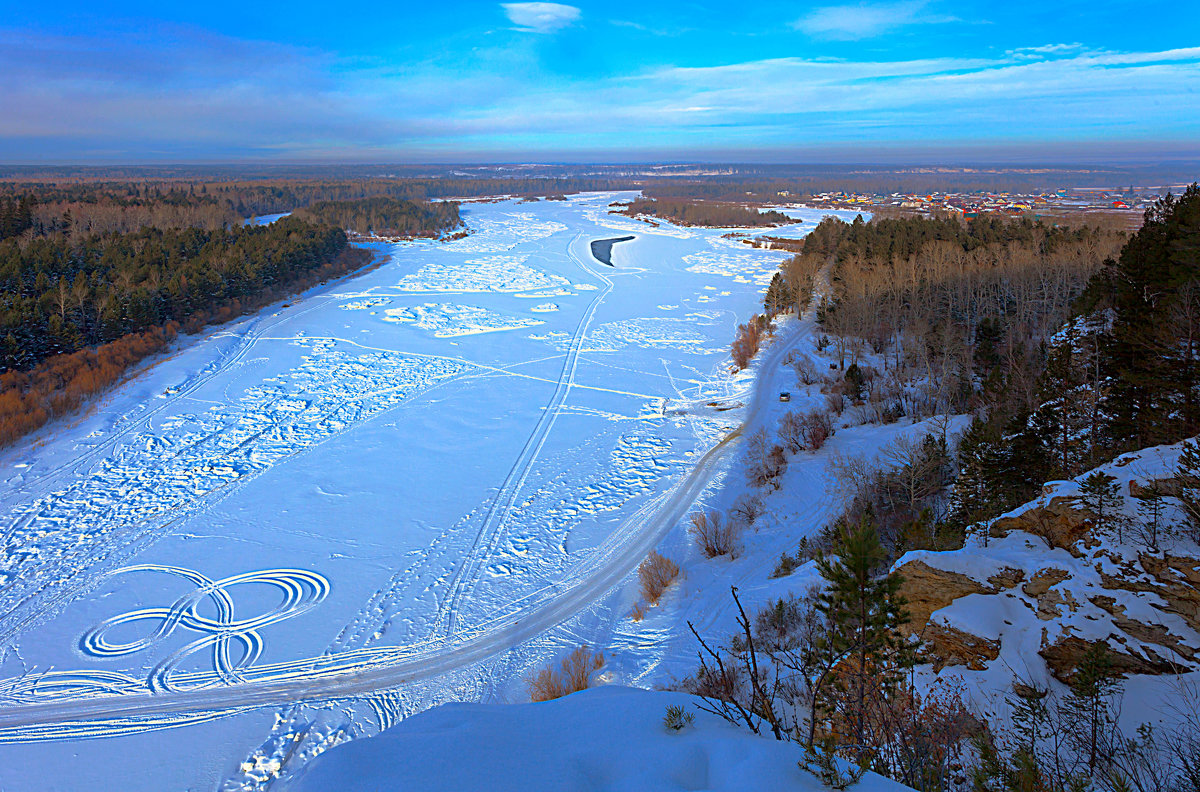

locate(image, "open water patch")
[[590, 236, 635, 266]]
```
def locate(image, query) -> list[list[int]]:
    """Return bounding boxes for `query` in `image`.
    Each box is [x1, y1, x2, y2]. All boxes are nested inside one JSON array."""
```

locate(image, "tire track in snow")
[[433, 232, 614, 639]]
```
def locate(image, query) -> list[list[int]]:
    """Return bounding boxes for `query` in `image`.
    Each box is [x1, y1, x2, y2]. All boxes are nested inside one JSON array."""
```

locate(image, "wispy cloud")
[[1008, 42, 1088, 60], [501, 3, 581, 34], [794, 1, 959, 40]]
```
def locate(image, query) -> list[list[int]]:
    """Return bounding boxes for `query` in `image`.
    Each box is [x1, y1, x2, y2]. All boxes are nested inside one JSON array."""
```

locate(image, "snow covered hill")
[[284, 686, 909, 792]]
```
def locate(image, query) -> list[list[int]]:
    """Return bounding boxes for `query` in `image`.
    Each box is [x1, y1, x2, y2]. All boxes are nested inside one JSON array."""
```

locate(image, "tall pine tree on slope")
[[1103, 184, 1200, 450], [815, 517, 913, 763]]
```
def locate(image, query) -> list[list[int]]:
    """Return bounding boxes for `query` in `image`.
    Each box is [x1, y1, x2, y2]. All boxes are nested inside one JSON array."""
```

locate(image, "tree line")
[[293, 197, 462, 237], [0, 177, 627, 241]]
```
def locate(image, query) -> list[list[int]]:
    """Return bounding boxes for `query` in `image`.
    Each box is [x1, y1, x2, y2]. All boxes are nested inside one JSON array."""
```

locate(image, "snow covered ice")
[[0, 194, 862, 790]]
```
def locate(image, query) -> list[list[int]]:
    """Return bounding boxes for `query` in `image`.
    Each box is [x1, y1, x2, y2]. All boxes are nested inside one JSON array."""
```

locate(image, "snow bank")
[[284, 687, 906, 792]]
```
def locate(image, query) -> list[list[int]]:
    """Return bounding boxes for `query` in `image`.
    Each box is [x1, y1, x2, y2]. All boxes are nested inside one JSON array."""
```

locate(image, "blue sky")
[[1, 1, 1197, 162]]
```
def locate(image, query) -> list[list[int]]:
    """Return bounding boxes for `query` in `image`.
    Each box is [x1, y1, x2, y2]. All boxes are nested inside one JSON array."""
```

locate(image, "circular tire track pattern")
[[81, 565, 329, 693]]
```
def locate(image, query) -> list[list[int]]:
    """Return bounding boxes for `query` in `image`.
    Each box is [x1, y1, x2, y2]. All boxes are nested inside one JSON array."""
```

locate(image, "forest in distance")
[[618, 197, 793, 227]]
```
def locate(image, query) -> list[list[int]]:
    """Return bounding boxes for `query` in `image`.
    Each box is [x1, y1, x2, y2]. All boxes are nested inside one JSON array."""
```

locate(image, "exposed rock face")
[[1039, 636, 1187, 683], [1023, 568, 1070, 597], [894, 560, 986, 635], [990, 496, 1096, 553], [893, 481, 1200, 687], [988, 567, 1025, 590], [922, 623, 1000, 672], [1139, 554, 1200, 633]]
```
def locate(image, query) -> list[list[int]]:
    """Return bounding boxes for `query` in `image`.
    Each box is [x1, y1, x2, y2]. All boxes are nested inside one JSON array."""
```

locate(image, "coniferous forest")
[[294, 197, 462, 237], [0, 214, 368, 447]]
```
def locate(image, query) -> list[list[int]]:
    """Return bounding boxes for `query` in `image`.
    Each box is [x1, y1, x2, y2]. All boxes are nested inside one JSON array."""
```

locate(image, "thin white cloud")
[[501, 3, 581, 34], [1008, 42, 1088, 60], [794, 1, 958, 40]]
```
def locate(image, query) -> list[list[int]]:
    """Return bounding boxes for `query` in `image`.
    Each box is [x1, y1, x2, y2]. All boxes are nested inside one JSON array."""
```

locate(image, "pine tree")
[[1175, 440, 1200, 543], [1134, 482, 1168, 553], [764, 272, 793, 317], [1063, 643, 1120, 773], [814, 516, 912, 762], [1104, 185, 1200, 451], [951, 419, 1008, 539], [1030, 324, 1094, 478], [1077, 471, 1123, 542]]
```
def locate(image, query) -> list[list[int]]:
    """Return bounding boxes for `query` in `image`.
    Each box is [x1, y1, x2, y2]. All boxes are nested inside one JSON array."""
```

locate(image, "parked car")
[[779, 392, 791, 402]]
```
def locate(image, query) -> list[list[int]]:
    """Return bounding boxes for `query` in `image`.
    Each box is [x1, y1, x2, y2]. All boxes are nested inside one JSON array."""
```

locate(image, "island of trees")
[[619, 198, 792, 227]]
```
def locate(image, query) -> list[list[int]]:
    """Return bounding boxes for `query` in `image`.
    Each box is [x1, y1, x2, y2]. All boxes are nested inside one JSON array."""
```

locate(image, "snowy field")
[[0, 194, 864, 790]]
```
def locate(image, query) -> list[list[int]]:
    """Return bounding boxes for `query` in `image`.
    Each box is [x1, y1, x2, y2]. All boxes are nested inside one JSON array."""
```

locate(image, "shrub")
[[674, 659, 743, 702], [791, 355, 821, 385], [730, 494, 765, 526], [689, 510, 739, 558], [639, 551, 681, 605], [746, 429, 787, 488], [731, 314, 773, 370], [630, 601, 647, 622], [801, 410, 834, 450], [779, 410, 835, 455], [770, 551, 801, 579], [663, 705, 695, 731], [0, 324, 178, 448], [528, 645, 605, 702], [779, 411, 806, 454]]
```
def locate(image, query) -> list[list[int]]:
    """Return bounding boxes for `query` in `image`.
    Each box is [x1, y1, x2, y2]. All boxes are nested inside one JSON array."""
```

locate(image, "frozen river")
[[0, 194, 860, 790]]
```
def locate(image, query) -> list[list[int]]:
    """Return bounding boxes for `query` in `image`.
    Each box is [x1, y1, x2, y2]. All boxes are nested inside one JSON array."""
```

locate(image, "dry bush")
[[779, 410, 835, 455], [803, 411, 834, 450], [790, 354, 821, 385], [528, 645, 605, 702], [639, 550, 681, 605], [0, 324, 179, 448], [730, 493, 765, 526], [689, 510, 739, 558], [825, 392, 845, 416], [731, 314, 773, 370], [731, 320, 762, 370], [673, 658, 744, 703], [745, 428, 787, 489], [778, 411, 806, 454], [630, 601, 647, 622]]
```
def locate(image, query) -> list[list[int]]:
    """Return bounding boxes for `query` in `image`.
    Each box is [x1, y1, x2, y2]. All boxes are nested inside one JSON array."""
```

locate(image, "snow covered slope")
[[284, 687, 908, 792]]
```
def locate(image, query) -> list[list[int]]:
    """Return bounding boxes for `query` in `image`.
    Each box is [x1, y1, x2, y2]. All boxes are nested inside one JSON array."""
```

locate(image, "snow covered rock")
[[894, 441, 1200, 685], [987, 494, 1098, 554], [282, 687, 909, 792]]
